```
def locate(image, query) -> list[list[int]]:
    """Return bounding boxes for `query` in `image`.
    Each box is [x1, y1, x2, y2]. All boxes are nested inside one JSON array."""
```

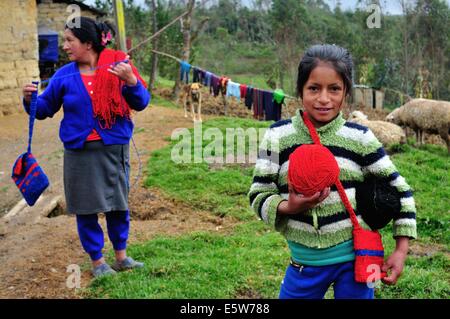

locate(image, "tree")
[[148, 0, 158, 90], [270, 0, 311, 93], [172, 0, 196, 98], [412, 0, 450, 99]]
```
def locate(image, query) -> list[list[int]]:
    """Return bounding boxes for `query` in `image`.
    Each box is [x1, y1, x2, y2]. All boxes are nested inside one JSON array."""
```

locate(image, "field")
[[86, 114, 449, 299]]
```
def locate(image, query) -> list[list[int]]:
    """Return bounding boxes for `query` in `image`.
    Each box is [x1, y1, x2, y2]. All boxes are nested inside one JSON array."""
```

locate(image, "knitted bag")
[[301, 112, 386, 284], [11, 83, 49, 206], [356, 175, 400, 230]]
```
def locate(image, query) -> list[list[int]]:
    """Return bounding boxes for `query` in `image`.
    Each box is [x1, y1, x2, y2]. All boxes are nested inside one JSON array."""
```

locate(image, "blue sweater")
[[24, 62, 150, 149]]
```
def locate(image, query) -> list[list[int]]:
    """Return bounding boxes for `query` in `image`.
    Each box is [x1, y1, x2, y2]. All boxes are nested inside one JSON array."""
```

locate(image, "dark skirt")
[[63, 141, 130, 215]]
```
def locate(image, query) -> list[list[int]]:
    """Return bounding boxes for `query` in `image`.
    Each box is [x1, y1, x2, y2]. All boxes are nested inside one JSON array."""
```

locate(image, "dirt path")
[[0, 104, 237, 299]]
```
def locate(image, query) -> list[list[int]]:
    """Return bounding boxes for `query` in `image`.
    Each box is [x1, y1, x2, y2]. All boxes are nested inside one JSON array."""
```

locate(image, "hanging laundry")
[[273, 89, 285, 104], [204, 71, 212, 87], [240, 84, 247, 100], [180, 61, 191, 83], [193, 67, 201, 83], [264, 91, 281, 121], [219, 77, 229, 96], [210, 74, 221, 97], [226, 80, 241, 101], [199, 69, 206, 84], [245, 86, 254, 110], [252, 88, 265, 120], [272, 88, 285, 121]]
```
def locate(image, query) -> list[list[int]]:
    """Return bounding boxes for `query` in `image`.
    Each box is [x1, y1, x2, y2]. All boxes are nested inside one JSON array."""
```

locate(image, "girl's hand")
[[381, 250, 407, 285], [23, 83, 38, 104], [382, 237, 409, 285], [107, 55, 137, 86], [278, 185, 331, 215]]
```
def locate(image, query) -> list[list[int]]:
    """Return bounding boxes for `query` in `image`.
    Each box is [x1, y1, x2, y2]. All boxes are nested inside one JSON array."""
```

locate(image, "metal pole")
[[113, 0, 127, 51]]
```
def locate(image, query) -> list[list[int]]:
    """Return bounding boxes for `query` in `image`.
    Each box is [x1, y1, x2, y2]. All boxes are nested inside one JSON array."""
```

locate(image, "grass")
[[134, 127, 146, 134], [86, 118, 449, 299], [88, 222, 288, 299], [192, 35, 283, 92], [155, 77, 175, 89], [148, 77, 180, 108], [194, 36, 275, 77], [144, 117, 270, 220], [377, 222, 449, 298], [150, 94, 179, 109], [387, 143, 450, 244], [228, 74, 272, 91]]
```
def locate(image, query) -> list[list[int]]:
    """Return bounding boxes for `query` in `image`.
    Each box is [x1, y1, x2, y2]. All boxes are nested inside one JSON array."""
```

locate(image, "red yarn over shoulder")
[[92, 48, 147, 129], [300, 112, 360, 227], [288, 144, 339, 197], [299, 111, 387, 283]]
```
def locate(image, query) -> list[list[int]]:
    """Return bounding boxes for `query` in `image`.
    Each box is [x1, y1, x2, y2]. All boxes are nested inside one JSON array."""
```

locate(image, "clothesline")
[[188, 62, 299, 101], [127, 11, 189, 54], [150, 49, 298, 101]]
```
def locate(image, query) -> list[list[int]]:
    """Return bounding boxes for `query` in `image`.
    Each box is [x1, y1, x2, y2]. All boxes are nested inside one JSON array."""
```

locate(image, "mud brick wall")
[[0, 0, 39, 116], [38, 0, 99, 39]]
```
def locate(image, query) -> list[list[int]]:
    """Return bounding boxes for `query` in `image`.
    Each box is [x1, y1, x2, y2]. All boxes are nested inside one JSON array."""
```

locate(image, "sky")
[[82, 0, 450, 15]]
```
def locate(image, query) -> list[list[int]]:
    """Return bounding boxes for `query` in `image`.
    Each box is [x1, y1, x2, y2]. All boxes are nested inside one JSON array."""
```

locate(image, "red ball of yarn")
[[288, 144, 340, 197]]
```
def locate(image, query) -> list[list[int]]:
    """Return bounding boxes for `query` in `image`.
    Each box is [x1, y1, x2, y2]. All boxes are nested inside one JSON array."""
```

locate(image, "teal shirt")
[[288, 240, 355, 266]]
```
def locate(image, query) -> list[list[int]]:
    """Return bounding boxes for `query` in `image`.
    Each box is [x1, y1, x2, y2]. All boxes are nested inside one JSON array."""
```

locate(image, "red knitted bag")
[[298, 112, 387, 284]]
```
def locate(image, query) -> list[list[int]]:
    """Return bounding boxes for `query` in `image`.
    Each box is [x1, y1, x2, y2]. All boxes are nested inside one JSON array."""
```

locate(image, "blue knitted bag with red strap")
[[11, 82, 49, 206]]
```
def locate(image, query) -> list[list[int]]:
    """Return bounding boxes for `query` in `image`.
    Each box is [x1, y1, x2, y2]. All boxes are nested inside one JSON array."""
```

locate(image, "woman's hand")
[[23, 83, 38, 104], [107, 55, 137, 86], [278, 184, 331, 215]]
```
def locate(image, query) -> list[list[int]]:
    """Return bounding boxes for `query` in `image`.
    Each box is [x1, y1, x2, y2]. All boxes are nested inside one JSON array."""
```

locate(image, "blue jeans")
[[180, 61, 191, 84], [279, 261, 374, 299], [76, 210, 130, 261]]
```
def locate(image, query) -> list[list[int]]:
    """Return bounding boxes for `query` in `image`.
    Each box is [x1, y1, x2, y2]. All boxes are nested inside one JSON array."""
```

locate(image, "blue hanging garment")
[[180, 61, 191, 83], [204, 71, 212, 87], [226, 80, 241, 101]]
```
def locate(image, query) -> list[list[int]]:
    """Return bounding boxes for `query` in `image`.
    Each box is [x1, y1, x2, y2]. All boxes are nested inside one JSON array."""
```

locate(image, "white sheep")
[[386, 98, 450, 153], [348, 110, 407, 146]]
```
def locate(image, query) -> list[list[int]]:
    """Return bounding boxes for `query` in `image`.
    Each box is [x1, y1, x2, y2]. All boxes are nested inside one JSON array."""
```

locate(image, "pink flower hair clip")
[[101, 31, 112, 46]]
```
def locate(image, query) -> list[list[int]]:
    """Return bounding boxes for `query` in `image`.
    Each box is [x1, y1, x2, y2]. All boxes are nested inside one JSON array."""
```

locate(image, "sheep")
[[386, 98, 450, 153], [348, 110, 407, 146]]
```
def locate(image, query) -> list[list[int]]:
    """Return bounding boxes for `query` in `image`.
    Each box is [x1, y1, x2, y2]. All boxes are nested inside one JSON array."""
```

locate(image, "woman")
[[22, 17, 150, 277]]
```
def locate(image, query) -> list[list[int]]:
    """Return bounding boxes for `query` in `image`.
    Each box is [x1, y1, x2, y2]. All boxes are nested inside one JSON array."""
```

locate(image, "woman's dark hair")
[[296, 44, 353, 98], [65, 17, 116, 53]]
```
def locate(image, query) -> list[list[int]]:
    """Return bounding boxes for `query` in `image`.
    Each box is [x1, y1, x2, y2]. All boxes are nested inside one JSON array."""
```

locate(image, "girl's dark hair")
[[65, 16, 116, 53], [297, 44, 353, 98]]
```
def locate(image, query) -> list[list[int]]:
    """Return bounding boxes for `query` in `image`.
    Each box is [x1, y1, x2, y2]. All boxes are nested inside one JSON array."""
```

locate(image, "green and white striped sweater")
[[248, 110, 417, 249]]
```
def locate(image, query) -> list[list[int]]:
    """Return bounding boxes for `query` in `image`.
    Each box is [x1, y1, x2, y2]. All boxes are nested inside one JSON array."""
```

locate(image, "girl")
[[248, 44, 417, 299], [22, 17, 150, 278]]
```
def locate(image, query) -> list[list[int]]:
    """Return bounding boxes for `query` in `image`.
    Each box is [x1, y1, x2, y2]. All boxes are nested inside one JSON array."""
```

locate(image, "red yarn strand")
[[301, 112, 361, 229], [92, 49, 147, 129], [335, 180, 361, 229]]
